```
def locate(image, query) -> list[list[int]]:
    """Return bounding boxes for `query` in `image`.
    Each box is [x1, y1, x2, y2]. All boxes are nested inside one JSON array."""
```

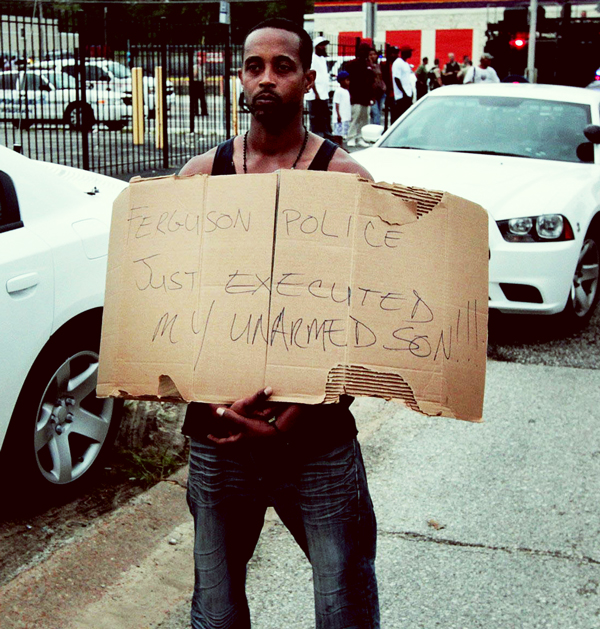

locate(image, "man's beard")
[[247, 91, 301, 130]]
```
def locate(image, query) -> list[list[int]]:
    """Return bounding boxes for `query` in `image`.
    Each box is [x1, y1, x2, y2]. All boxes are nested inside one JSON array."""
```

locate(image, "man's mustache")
[[251, 91, 282, 106]]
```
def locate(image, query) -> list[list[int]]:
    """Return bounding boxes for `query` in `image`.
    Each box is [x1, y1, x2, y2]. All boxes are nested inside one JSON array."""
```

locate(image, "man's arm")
[[329, 146, 374, 180], [179, 146, 218, 176]]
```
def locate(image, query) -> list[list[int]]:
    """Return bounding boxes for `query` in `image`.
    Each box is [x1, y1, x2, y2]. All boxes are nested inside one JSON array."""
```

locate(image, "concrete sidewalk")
[[2, 360, 599, 628]]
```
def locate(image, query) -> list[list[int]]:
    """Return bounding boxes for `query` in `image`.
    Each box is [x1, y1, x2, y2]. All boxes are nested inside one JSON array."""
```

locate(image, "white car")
[[354, 84, 600, 326], [50, 59, 176, 116], [0, 68, 131, 130], [0, 146, 127, 497]]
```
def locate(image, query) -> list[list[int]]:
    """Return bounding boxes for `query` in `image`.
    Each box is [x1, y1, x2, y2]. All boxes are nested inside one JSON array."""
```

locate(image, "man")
[[180, 18, 379, 629], [415, 56, 429, 100], [442, 52, 461, 85], [380, 45, 399, 125], [391, 45, 414, 122], [345, 42, 374, 146], [305, 35, 331, 137], [464, 52, 500, 83]]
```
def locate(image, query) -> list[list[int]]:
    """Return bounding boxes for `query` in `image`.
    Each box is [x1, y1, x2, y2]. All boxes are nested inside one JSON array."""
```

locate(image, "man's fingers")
[[207, 432, 242, 444], [216, 406, 249, 427], [236, 386, 273, 413]]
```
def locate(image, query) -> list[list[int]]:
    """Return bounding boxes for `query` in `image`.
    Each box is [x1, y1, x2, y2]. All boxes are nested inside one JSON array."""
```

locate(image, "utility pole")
[[526, 0, 538, 82], [363, 1, 377, 41]]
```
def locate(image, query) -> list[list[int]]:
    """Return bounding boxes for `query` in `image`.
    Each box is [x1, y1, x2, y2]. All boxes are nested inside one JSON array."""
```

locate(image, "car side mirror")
[[576, 142, 594, 163], [583, 124, 600, 144], [361, 124, 384, 144]]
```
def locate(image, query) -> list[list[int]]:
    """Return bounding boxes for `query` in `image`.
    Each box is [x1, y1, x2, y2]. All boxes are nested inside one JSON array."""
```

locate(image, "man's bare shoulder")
[[329, 147, 374, 181], [179, 147, 218, 176]]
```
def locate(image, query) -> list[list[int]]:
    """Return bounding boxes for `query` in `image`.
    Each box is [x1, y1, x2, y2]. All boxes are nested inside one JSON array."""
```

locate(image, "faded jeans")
[[187, 437, 379, 629]]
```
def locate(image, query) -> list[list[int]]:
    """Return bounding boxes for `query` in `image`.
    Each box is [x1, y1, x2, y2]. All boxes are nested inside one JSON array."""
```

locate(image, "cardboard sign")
[[98, 170, 488, 422]]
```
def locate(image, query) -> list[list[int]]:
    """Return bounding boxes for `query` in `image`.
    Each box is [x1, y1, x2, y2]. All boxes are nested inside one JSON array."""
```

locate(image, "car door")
[[20, 72, 53, 122], [0, 170, 53, 448]]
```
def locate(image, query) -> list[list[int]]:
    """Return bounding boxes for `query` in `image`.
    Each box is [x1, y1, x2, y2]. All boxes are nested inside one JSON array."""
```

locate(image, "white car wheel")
[[565, 230, 600, 324], [2, 329, 122, 498]]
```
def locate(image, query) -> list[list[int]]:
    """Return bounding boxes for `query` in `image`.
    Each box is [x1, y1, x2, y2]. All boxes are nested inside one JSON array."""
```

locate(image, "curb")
[[0, 468, 192, 629]]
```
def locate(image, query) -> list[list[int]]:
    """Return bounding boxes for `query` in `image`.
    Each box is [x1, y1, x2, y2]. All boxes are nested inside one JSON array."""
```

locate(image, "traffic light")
[[509, 32, 529, 49]]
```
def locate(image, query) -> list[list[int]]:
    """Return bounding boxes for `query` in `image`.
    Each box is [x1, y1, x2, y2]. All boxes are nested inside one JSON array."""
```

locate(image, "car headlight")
[[497, 214, 574, 242]]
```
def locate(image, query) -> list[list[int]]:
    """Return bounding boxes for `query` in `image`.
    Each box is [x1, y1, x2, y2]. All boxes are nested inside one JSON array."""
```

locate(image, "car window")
[[0, 72, 17, 90], [46, 71, 76, 90], [104, 61, 129, 79], [86, 66, 111, 81], [61, 65, 77, 78], [24, 73, 46, 91], [381, 95, 593, 164], [0, 171, 22, 234]]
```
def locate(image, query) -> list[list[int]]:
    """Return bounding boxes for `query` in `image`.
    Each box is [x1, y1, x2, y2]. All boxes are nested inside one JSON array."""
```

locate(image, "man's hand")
[[208, 387, 302, 444]]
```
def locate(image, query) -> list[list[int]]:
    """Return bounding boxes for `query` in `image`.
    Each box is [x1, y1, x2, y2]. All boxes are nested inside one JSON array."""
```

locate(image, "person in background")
[[179, 18, 379, 629], [442, 52, 461, 85], [463, 53, 500, 83], [457, 55, 472, 83], [428, 58, 443, 91], [345, 41, 374, 146], [305, 35, 331, 138], [368, 48, 387, 125], [415, 56, 429, 99], [331, 70, 351, 145], [380, 45, 398, 127], [391, 45, 414, 123]]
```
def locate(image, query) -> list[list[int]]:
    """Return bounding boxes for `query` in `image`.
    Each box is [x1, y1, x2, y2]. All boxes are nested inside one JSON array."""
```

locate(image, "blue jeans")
[[187, 438, 379, 629]]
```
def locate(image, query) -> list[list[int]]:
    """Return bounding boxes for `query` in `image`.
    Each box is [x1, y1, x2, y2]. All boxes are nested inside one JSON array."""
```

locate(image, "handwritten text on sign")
[[100, 171, 488, 420]]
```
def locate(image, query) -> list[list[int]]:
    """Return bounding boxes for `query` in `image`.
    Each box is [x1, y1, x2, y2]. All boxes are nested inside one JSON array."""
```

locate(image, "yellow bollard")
[[232, 75, 238, 136], [132, 67, 144, 145], [155, 66, 163, 150]]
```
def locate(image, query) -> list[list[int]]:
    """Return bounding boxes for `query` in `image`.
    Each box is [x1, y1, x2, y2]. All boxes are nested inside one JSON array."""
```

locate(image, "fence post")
[[76, 10, 90, 171], [224, 34, 231, 140], [160, 17, 169, 169], [188, 47, 195, 133]]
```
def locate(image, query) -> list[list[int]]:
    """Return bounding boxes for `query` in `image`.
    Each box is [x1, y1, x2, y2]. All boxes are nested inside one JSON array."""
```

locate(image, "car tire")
[[560, 225, 600, 327], [0, 322, 122, 501], [64, 103, 95, 131], [105, 120, 127, 131]]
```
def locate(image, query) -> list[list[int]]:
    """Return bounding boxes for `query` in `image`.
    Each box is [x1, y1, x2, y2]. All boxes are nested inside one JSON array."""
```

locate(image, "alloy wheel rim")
[[571, 238, 600, 317], [34, 351, 114, 485]]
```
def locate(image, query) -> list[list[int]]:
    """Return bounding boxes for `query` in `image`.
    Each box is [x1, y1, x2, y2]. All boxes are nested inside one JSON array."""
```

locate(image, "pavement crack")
[[381, 530, 600, 566]]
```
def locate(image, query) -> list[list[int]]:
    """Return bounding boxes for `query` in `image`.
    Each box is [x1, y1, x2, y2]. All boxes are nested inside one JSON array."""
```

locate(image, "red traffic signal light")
[[509, 33, 528, 49]]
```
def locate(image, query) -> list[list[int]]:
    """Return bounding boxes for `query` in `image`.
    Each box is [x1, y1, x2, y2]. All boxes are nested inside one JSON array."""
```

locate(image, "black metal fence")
[[0, 6, 379, 177]]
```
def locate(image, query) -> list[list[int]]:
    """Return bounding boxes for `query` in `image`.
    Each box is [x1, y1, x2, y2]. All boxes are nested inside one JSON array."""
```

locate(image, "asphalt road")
[[150, 312, 600, 629], [1, 310, 599, 628]]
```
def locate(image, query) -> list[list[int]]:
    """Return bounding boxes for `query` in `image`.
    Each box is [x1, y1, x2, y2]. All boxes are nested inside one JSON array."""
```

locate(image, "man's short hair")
[[244, 18, 313, 71]]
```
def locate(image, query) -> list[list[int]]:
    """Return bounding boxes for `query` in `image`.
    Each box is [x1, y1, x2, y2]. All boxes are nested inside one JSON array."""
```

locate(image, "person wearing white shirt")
[[463, 53, 500, 84], [331, 70, 352, 144], [391, 46, 414, 122], [305, 35, 331, 137]]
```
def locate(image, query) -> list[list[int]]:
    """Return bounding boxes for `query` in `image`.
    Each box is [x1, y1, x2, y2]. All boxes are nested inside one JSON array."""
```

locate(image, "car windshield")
[[380, 95, 592, 163]]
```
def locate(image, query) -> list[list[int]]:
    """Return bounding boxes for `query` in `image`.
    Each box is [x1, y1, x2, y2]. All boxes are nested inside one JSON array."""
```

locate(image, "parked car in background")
[[354, 84, 600, 328], [0, 68, 131, 130], [0, 146, 127, 497], [42, 58, 175, 116]]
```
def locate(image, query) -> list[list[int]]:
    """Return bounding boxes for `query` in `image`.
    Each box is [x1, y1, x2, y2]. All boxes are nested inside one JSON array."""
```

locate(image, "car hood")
[[0, 146, 127, 224], [353, 147, 593, 220]]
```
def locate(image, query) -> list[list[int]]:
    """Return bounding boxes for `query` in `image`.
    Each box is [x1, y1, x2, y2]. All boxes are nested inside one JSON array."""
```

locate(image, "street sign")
[[219, 1, 231, 25]]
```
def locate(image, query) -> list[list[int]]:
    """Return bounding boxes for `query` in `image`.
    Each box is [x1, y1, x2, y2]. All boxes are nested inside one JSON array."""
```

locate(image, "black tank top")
[[210, 136, 340, 175], [182, 136, 357, 457]]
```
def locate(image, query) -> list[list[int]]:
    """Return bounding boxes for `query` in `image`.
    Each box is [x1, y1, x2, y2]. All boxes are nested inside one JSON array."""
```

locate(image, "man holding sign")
[[179, 18, 379, 629]]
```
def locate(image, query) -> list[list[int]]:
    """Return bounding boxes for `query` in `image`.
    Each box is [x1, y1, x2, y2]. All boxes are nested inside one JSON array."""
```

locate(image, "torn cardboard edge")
[[98, 170, 488, 422]]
